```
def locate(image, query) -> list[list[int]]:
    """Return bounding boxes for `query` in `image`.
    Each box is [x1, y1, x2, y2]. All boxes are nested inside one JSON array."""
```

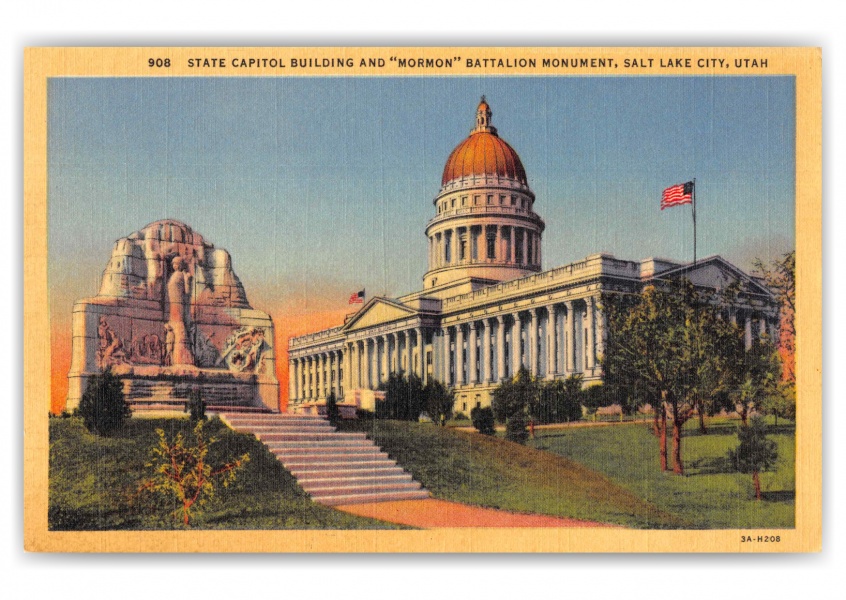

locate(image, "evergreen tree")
[[470, 406, 496, 435], [491, 367, 538, 444], [325, 391, 340, 427], [423, 379, 454, 425], [77, 368, 131, 435], [728, 416, 779, 500]]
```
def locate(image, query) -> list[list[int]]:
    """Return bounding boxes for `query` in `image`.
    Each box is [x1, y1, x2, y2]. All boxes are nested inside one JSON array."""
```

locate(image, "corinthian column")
[[417, 327, 426, 383], [496, 315, 506, 382], [586, 298, 596, 371], [482, 318, 492, 383], [529, 308, 539, 376], [546, 305, 557, 379], [445, 328, 453, 385], [512, 313, 522, 376], [468, 322, 478, 384], [565, 301, 575, 374], [364, 340, 372, 389], [455, 325, 465, 386]]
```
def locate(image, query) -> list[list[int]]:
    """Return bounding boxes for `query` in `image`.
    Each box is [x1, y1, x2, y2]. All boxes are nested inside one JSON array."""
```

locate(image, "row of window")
[[436, 193, 530, 214]]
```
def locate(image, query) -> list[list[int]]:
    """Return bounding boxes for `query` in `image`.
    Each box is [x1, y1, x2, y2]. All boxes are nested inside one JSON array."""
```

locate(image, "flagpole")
[[692, 178, 697, 268]]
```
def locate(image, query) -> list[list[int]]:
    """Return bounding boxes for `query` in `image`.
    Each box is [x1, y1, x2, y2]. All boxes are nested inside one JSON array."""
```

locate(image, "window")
[[451, 198, 455, 208], [462, 196, 467, 206], [487, 194, 493, 205], [511, 196, 517, 206], [474, 195, 480, 205], [486, 228, 496, 259], [500, 195, 506, 205]]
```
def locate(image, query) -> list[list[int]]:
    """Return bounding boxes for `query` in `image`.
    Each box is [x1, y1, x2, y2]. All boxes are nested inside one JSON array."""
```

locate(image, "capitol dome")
[[441, 97, 528, 186], [423, 97, 545, 292]]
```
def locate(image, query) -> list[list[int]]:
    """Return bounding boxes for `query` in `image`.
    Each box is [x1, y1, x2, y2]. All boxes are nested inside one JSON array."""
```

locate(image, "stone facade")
[[67, 219, 278, 412], [288, 99, 779, 414]]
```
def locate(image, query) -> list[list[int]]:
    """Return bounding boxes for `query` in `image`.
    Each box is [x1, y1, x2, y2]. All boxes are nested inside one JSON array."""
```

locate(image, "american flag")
[[349, 289, 365, 304], [661, 181, 694, 210]]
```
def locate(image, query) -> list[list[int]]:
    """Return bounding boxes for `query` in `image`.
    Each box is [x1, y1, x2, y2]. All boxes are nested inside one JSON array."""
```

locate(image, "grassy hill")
[[528, 417, 795, 529], [49, 416, 406, 530], [339, 418, 684, 528]]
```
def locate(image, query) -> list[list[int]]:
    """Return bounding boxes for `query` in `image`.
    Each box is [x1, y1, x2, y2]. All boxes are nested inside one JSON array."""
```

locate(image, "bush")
[[184, 387, 206, 423], [470, 406, 496, 435], [505, 411, 529, 444], [77, 368, 131, 435], [424, 379, 454, 425], [325, 391, 340, 427], [728, 416, 779, 500], [452, 411, 469, 421], [376, 372, 425, 420]]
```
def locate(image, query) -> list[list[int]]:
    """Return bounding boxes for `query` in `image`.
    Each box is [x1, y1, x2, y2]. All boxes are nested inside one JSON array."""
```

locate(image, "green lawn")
[[527, 417, 795, 529], [49, 416, 406, 530], [339, 418, 684, 528]]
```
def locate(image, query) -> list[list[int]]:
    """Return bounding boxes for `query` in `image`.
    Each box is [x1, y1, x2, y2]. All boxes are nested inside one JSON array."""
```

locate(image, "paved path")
[[335, 498, 617, 528]]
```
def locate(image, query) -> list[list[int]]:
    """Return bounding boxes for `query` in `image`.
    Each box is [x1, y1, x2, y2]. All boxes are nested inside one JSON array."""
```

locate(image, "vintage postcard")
[[24, 47, 821, 552]]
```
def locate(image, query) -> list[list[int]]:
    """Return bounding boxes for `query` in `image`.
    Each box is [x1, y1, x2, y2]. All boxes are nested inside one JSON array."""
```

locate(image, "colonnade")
[[437, 297, 602, 388], [428, 224, 540, 268], [290, 328, 429, 403]]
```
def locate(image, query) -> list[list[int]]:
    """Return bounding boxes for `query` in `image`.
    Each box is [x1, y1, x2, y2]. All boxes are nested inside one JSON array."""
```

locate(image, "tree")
[[602, 282, 725, 474], [377, 372, 425, 420], [491, 367, 539, 444], [184, 386, 206, 423], [470, 406, 496, 435], [728, 416, 779, 501], [138, 420, 249, 526], [581, 384, 612, 422], [535, 375, 583, 424], [423, 379, 454, 425], [732, 340, 782, 426], [753, 251, 795, 384], [77, 367, 132, 435], [325, 390, 341, 427]]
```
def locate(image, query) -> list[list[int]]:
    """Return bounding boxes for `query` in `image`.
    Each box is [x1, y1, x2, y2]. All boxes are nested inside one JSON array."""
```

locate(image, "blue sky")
[[47, 75, 795, 318]]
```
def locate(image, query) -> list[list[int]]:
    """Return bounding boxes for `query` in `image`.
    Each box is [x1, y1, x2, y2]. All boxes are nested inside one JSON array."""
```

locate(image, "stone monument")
[[66, 219, 279, 412]]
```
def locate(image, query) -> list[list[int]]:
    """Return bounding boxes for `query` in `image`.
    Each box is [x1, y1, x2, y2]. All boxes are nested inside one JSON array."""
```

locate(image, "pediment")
[[654, 256, 773, 298], [342, 297, 418, 332]]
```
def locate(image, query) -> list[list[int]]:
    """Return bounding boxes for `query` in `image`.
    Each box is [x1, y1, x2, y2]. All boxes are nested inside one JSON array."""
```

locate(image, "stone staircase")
[[217, 412, 429, 506]]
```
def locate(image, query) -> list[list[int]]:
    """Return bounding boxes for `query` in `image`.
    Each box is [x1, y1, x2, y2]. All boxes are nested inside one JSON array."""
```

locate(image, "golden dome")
[[441, 98, 528, 186]]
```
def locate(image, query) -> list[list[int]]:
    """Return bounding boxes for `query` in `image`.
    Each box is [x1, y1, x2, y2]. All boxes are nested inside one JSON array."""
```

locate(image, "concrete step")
[[307, 481, 422, 498], [255, 432, 368, 442], [271, 451, 390, 464], [287, 465, 408, 479], [262, 439, 377, 450], [267, 443, 380, 455], [283, 458, 398, 471], [312, 489, 430, 506], [237, 424, 337, 434], [297, 474, 414, 489]]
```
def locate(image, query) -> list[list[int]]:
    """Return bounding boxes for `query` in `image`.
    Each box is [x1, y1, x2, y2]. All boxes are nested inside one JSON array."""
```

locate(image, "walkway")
[[335, 498, 617, 528]]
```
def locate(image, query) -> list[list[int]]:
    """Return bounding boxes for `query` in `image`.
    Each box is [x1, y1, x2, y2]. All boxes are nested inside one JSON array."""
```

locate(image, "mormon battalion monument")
[[67, 219, 279, 412]]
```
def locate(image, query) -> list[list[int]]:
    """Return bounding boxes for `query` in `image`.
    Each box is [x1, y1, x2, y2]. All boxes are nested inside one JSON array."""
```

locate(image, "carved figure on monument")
[[163, 324, 175, 366], [166, 256, 195, 366], [68, 219, 279, 412], [97, 316, 127, 369], [221, 326, 269, 374]]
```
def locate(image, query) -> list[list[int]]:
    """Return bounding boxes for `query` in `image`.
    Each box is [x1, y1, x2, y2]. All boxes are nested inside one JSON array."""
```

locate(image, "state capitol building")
[[288, 99, 778, 414]]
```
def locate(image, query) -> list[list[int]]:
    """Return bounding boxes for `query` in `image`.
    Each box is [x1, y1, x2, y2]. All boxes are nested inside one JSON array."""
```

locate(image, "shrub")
[[452, 411, 469, 421], [325, 391, 340, 426], [424, 379, 454, 425], [728, 416, 779, 501], [184, 387, 206, 423], [137, 420, 249, 527], [77, 368, 131, 435], [377, 372, 425, 420], [505, 411, 529, 444], [470, 406, 496, 435]]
